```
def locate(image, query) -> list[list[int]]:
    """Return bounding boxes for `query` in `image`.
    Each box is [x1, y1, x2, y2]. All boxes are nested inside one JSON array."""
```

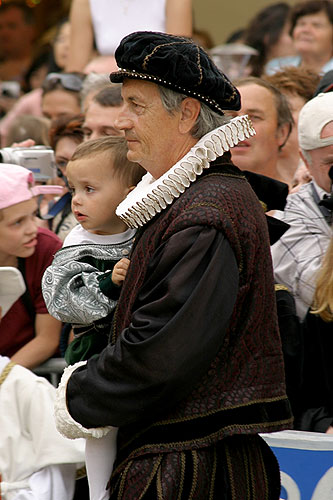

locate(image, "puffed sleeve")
[[66, 226, 239, 428]]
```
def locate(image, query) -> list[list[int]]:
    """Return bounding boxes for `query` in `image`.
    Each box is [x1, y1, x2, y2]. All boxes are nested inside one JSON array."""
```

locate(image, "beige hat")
[[298, 92, 333, 151]]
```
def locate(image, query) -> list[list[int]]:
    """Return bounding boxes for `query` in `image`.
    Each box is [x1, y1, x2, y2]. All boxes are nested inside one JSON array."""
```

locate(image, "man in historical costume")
[[54, 32, 292, 499]]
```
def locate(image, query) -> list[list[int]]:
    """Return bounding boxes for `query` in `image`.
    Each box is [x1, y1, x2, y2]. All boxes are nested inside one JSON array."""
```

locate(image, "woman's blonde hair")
[[312, 237, 333, 322]]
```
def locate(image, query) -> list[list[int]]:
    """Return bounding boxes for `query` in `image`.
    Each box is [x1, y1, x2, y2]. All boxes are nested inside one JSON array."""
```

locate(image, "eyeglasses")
[[42, 73, 84, 93]]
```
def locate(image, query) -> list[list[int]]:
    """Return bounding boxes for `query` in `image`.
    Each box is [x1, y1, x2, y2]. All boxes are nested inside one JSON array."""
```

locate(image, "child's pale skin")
[[112, 257, 130, 287]]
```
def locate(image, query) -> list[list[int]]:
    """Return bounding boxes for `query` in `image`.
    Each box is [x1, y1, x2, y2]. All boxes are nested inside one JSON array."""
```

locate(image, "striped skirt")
[[109, 434, 281, 499]]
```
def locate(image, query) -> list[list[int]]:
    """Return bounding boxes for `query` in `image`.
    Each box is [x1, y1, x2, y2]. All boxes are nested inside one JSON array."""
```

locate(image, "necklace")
[[116, 114, 255, 228]]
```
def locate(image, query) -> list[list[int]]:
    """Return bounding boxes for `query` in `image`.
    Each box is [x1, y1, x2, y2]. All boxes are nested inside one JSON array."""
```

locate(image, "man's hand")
[[112, 258, 130, 287]]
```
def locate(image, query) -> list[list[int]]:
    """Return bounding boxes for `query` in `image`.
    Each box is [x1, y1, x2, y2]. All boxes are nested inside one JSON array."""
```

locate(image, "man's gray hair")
[[158, 86, 229, 139]]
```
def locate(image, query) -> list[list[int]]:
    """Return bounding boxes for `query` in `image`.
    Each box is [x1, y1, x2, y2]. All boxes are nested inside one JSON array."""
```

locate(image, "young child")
[[42, 135, 144, 500], [0, 163, 63, 369]]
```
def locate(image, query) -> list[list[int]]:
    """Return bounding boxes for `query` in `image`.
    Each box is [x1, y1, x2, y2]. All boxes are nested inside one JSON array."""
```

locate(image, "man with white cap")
[[272, 92, 333, 320]]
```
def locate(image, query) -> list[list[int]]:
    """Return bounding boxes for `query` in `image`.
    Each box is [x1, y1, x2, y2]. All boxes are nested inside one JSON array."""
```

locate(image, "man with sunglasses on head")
[[41, 72, 85, 122]]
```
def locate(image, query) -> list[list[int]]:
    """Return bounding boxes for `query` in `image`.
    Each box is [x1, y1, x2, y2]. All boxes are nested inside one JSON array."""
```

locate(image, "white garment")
[[271, 181, 332, 320], [63, 224, 136, 247], [89, 0, 166, 55], [0, 356, 85, 500], [85, 431, 118, 500]]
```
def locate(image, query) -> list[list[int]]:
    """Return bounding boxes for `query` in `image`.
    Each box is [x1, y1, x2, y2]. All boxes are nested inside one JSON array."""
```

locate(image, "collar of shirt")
[[312, 179, 330, 201]]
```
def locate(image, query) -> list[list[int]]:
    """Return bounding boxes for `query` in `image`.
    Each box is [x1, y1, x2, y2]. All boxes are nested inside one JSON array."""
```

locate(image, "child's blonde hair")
[[70, 136, 144, 188], [311, 237, 333, 322]]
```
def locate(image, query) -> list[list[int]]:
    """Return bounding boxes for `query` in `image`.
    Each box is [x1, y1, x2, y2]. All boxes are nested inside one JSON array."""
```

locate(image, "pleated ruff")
[[109, 434, 281, 500]]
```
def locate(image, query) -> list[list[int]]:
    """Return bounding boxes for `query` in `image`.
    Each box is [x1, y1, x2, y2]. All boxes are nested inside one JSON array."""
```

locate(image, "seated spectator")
[[295, 236, 333, 433], [227, 76, 293, 182], [41, 72, 84, 122], [271, 92, 333, 320], [82, 85, 123, 141], [0, 2, 36, 87], [80, 72, 110, 112], [266, 0, 333, 76], [0, 164, 63, 369], [45, 114, 85, 241], [20, 48, 51, 95], [0, 353, 85, 499], [243, 2, 296, 77], [264, 66, 321, 187], [0, 19, 72, 147], [5, 114, 51, 147], [47, 19, 71, 74]]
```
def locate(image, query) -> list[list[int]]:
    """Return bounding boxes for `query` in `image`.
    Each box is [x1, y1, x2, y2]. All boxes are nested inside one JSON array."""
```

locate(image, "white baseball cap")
[[298, 92, 333, 151]]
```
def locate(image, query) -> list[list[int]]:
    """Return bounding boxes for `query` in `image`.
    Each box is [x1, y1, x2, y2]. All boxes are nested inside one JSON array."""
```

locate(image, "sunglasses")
[[42, 73, 84, 93]]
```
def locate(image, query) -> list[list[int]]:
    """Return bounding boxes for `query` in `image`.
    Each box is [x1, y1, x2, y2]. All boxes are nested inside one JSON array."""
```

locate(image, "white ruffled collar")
[[116, 115, 255, 228]]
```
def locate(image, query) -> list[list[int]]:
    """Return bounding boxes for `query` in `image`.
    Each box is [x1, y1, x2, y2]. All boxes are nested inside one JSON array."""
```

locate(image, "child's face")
[[67, 153, 131, 235], [0, 198, 39, 260]]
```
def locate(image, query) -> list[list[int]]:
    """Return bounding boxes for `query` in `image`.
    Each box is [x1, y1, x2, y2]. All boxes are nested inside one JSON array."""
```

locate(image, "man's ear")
[[277, 122, 292, 150], [124, 185, 136, 196], [179, 98, 201, 134]]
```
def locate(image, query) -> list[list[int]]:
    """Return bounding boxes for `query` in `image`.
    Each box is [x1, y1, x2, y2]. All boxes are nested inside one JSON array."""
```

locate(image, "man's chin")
[[230, 153, 252, 171], [126, 149, 141, 164]]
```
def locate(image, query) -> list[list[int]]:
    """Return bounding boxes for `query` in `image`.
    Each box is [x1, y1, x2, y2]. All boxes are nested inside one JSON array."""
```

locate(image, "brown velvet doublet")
[[111, 155, 292, 476]]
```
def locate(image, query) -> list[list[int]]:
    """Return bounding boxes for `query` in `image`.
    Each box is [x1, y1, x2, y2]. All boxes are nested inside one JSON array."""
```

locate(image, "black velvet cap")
[[110, 31, 241, 116]]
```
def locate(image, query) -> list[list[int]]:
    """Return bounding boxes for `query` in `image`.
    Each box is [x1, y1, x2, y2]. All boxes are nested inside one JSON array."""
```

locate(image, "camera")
[[0, 81, 21, 99], [0, 146, 56, 182]]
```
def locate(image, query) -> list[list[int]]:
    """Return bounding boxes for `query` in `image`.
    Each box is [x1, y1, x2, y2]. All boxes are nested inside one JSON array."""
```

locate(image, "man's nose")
[[115, 110, 132, 130]]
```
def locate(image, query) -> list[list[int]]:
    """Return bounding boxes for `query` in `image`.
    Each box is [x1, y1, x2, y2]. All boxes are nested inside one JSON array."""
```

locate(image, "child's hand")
[[112, 258, 130, 287]]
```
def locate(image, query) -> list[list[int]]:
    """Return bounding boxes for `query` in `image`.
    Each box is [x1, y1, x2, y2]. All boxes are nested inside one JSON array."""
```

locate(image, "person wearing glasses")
[[44, 113, 85, 241], [41, 72, 85, 123]]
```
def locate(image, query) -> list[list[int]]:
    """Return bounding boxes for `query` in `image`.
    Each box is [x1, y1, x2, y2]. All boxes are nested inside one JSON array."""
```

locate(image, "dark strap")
[[43, 192, 72, 220], [311, 183, 332, 224], [17, 258, 35, 319]]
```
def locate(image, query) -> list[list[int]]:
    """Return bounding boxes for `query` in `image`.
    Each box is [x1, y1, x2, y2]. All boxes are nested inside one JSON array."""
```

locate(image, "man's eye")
[[249, 115, 262, 122], [132, 101, 144, 112]]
